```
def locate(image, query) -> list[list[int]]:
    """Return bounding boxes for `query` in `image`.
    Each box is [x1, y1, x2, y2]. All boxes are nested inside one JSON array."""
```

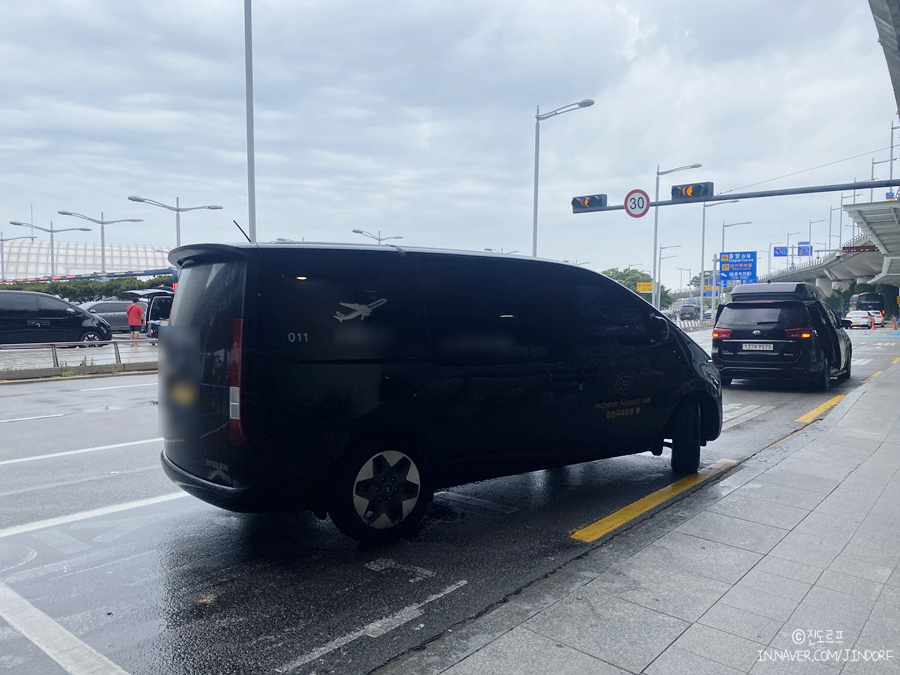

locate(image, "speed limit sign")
[[624, 189, 650, 218]]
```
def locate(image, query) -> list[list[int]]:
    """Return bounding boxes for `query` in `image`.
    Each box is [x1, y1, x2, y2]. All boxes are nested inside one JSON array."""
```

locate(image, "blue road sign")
[[719, 251, 758, 283], [798, 245, 813, 257], [773, 246, 788, 257]]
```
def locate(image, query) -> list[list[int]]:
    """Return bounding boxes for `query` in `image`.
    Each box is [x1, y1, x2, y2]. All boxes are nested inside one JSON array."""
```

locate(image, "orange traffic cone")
[[871, 316, 876, 330]]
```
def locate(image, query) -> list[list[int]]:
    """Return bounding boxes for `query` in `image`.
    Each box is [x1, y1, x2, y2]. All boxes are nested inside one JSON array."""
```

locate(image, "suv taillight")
[[712, 327, 731, 338], [784, 327, 814, 339]]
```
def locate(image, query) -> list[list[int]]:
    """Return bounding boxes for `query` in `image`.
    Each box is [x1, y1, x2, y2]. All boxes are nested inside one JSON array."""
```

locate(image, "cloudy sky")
[[2, 0, 897, 290]]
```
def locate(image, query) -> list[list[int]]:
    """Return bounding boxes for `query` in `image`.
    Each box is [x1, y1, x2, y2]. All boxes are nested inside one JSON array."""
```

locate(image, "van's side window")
[[418, 255, 522, 365], [0, 293, 36, 315], [33, 295, 71, 317], [256, 250, 427, 362], [574, 281, 653, 354]]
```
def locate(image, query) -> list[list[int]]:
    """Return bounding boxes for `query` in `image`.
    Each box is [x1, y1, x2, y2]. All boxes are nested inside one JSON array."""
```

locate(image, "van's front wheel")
[[329, 444, 433, 544], [670, 400, 701, 474]]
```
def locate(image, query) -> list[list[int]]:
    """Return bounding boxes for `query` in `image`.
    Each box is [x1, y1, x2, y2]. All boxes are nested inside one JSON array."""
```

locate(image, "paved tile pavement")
[[380, 366, 900, 674]]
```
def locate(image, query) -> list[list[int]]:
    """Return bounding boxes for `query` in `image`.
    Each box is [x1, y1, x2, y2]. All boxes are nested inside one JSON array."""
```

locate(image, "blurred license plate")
[[742, 343, 773, 351]]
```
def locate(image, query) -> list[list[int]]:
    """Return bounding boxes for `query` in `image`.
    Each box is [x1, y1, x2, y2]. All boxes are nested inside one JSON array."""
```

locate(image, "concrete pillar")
[[815, 277, 833, 297]]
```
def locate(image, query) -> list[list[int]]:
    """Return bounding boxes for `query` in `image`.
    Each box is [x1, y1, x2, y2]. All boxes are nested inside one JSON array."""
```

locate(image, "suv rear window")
[[718, 302, 806, 328]]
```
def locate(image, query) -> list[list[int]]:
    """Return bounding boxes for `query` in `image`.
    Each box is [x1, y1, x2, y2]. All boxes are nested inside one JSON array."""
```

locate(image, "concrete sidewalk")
[[381, 368, 900, 674]]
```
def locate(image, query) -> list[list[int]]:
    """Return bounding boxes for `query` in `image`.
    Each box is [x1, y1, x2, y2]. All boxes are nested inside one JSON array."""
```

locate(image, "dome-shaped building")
[[0, 240, 172, 281]]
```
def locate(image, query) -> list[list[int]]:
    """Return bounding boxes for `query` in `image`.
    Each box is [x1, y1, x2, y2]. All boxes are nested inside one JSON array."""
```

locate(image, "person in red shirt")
[[125, 298, 146, 346]]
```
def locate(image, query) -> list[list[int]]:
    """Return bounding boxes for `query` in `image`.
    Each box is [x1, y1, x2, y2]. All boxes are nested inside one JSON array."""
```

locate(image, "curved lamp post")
[[652, 163, 701, 308], [10, 221, 91, 277], [658, 245, 680, 306], [716, 220, 751, 311], [128, 196, 223, 247], [485, 248, 519, 254], [0, 232, 36, 282], [352, 229, 403, 244], [57, 211, 143, 273], [700, 200, 738, 313], [532, 98, 594, 258]]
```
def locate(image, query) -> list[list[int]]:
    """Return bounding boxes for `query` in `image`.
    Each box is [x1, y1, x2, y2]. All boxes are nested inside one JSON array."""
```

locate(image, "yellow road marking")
[[892, 357, 900, 365], [865, 370, 884, 382], [570, 459, 738, 543], [795, 395, 845, 424]]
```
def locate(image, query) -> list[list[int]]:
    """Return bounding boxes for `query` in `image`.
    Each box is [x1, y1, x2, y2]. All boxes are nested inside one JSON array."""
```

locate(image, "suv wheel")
[[670, 400, 701, 474], [329, 443, 433, 544]]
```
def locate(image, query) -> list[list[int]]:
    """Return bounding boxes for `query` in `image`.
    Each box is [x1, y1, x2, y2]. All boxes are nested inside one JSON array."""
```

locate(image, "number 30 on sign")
[[624, 189, 650, 218]]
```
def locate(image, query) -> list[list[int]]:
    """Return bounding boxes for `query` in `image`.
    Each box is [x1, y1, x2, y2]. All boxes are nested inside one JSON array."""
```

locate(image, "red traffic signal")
[[671, 182, 714, 201], [571, 194, 608, 213]]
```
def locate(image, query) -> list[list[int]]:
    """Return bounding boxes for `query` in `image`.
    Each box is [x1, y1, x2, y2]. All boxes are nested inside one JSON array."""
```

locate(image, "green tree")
[[602, 268, 673, 308], [3, 276, 173, 303]]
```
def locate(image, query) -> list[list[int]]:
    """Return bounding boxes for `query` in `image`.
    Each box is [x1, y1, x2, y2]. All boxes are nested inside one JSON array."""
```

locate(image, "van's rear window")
[[718, 302, 805, 328], [168, 261, 246, 386]]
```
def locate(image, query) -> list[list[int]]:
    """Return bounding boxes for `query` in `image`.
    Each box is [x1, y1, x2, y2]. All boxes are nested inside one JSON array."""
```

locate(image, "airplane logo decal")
[[334, 298, 388, 322]]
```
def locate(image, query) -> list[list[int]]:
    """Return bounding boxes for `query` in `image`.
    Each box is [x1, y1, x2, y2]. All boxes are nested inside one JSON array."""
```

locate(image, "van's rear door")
[[161, 246, 248, 487]]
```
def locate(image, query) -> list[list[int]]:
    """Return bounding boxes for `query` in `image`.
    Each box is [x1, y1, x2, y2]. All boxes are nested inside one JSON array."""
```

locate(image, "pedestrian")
[[893, 314, 898, 331], [125, 298, 145, 346]]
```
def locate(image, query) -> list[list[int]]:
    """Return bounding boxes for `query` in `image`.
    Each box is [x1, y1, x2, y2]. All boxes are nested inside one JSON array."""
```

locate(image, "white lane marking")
[[276, 580, 467, 672], [435, 491, 519, 514], [0, 438, 163, 467], [723, 404, 775, 431], [365, 558, 436, 583], [0, 493, 187, 540], [851, 358, 872, 365], [80, 383, 156, 391], [0, 414, 65, 424], [0, 580, 130, 675]]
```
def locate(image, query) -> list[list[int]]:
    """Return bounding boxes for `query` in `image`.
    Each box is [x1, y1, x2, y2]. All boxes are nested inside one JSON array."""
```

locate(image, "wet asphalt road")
[[0, 328, 897, 674]]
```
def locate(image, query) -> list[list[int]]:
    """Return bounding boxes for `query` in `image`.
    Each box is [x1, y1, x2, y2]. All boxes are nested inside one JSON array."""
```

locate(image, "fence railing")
[[0, 339, 158, 380]]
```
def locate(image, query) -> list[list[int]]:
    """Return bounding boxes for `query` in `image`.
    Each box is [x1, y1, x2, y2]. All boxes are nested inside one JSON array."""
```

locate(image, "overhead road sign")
[[797, 245, 813, 257], [773, 246, 788, 257], [719, 251, 757, 284], [624, 189, 650, 218], [842, 245, 879, 253]]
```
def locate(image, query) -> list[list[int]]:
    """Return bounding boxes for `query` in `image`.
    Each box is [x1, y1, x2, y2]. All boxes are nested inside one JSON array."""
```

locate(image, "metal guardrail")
[[0, 338, 159, 381]]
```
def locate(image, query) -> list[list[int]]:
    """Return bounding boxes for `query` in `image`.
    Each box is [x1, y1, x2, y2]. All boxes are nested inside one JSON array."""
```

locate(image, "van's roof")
[[729, 282, 823, 301], [168, 241, 583, 269]]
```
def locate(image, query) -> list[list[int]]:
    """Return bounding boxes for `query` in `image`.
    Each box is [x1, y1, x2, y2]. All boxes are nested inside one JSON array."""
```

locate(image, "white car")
[[845, 311, 874, 328]]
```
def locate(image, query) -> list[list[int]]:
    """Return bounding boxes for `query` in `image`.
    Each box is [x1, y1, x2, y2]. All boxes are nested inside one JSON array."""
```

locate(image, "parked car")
[[845, 311, 875, 329], [123, 288, 174, 339], [0, 290, 113, 345], [159, 243, 723, 543], [868, 311, 885, 327], [712, 282, 852, 389], [79, 299, 147, 333]]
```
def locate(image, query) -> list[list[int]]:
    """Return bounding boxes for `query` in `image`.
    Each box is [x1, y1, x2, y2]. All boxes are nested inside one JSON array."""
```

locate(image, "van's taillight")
[[712, 327, 732, 338], [229, 318, 244, 444], [785, 327, 814, 339]]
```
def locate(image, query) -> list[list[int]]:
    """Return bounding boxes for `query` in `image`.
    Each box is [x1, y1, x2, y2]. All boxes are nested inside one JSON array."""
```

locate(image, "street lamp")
[[786, 231, 800, 269], [767, 241, 780, 277], [700, 200, 738, 313], [657, 245, 680, 306], [677, 266, 692, 298], [563, 259, 591, 266], [485, 248, 519, 254], [128, 196, 223, 247], [717, 221, 751, 310], [839, 192, 864, 240], [0, 232, 36, 282], [57, 211, 143, 274], [808, 219, 824, 251], [352, 229, 403, 244], [652, 162, 702, 308], [532, 98, 594, 258], [10, 221, 91, 277]]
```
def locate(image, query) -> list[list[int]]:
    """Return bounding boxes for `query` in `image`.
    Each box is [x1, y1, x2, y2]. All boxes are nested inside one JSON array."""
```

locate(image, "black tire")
[[720, 377, 732, 386], [79, 330, 102, 347], [839, 349, 852, 382], [814, 357, 831, 391], [670, 399, 701, 474], [329, 443, 433, 544]]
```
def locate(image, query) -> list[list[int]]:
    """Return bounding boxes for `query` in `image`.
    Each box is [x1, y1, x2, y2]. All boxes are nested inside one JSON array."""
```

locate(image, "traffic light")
[[571, 194, 608, 213], [671, 182, 714, 201]]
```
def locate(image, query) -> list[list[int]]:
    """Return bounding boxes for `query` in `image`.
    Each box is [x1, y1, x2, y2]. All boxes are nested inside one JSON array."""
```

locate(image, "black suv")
[[0, 290, 113, 344], [712, 282, 852, 389]]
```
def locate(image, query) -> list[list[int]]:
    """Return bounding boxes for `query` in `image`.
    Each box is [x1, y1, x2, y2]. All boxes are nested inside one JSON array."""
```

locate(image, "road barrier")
[[0, 339, 158, 381]]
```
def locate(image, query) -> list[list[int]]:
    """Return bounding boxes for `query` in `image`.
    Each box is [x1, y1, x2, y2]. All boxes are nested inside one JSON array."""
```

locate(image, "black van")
[[712, 282, 852, 389], [0, 290, 113, 344], [159, 244, 722, 543]]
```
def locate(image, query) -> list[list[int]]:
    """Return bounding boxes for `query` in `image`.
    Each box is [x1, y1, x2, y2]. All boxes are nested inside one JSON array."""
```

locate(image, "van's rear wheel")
[[329, 444, 432, 544], [814, 357, 831, 391], [670, 400, 701, 474]]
